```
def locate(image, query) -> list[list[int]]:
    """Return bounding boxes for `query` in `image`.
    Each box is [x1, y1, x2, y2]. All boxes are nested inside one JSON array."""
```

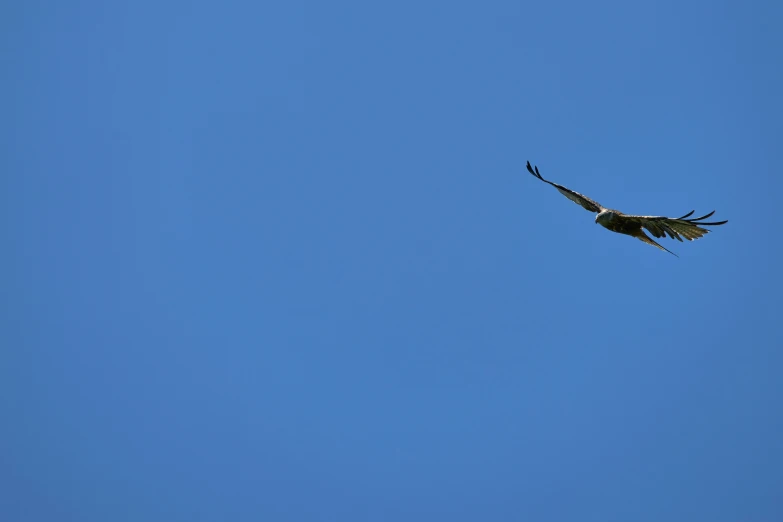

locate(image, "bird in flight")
[[525, 161, 727, 256]]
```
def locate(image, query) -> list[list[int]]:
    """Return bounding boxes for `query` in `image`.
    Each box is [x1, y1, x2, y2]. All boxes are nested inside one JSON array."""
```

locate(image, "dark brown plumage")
[[526, 161, 728, 256]]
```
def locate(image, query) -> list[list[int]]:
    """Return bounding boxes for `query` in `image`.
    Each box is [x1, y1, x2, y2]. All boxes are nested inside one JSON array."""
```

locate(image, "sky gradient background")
[[3, 1, 783, 520]]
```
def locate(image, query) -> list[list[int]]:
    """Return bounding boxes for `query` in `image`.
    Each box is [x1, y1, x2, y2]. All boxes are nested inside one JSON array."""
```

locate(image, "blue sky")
[[3, 0, 782, 520]]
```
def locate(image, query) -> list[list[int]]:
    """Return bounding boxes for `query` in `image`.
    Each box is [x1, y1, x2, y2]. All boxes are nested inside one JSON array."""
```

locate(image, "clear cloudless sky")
[[3, 1, 782, 520]]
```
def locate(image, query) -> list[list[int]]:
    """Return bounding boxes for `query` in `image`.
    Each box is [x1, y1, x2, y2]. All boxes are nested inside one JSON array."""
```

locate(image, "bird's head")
[[596, 211, 614, 225]]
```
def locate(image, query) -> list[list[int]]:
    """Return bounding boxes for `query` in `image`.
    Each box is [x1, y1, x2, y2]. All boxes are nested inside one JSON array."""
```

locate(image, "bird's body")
[[595, 209, 678, 255], [596, 210, 631, 233], [525, 161, 727, 256]]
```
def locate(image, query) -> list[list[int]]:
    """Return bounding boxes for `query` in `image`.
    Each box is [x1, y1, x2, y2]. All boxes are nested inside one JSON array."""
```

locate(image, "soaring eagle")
[[526, 161, 727, 256]]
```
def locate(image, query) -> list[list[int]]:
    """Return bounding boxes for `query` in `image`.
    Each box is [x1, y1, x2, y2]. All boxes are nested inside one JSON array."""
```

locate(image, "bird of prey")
[[525, 161, 727, 256]]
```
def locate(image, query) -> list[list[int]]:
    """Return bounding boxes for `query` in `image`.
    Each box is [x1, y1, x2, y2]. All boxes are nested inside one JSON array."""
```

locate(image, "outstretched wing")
[[622, 210, 728, 242], [526, 161, 604, 213]]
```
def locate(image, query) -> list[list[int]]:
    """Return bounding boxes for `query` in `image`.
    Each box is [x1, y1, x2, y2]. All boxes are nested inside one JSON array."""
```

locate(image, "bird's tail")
[[635, 230, 678, 257]]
